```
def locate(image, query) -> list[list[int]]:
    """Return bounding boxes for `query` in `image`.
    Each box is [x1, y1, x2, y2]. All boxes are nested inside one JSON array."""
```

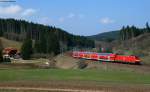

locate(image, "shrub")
[[77, 59, 88, 69]]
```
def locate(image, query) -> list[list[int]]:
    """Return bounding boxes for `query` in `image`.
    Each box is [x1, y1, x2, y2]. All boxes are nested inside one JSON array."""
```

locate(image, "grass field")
[[0, 69, 150, 84], [0, 37, 22, 50]]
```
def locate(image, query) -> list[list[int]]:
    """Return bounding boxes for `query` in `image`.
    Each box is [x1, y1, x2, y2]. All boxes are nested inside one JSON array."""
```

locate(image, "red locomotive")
[[72, 51, 141, 64]]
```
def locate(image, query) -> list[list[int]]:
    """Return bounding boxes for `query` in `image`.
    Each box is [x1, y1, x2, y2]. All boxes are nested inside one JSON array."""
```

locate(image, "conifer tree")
[[146, 22, 150, 32], [0, 39, 3, 62], [21, 38, 33, 60]]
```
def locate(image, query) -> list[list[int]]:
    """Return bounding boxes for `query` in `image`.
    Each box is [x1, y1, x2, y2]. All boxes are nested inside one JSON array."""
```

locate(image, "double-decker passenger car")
[[72, 51, 141, 64]]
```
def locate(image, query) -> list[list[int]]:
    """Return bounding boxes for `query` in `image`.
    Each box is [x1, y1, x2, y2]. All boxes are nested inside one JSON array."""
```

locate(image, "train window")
[[135, 56, 140, 59], [98, 53, 112, 56]]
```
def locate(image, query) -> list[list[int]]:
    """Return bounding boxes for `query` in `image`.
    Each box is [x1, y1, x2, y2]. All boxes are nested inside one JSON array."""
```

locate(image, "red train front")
[[72, 51, 141, 64]]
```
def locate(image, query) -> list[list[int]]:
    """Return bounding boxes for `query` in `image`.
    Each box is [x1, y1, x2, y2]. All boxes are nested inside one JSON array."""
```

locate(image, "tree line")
[[120, 22, 150, 41], [0, 18, 94, 59]]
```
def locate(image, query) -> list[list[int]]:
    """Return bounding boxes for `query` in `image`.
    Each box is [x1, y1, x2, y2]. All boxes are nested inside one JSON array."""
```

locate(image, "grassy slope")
[[0, 37, 22, 50], [114, 33, 150, 65], [0, 69, 149, 84]]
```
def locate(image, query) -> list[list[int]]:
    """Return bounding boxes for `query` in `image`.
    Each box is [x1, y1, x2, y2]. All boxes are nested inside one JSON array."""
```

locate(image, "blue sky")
[[0, 0, 150, 36]]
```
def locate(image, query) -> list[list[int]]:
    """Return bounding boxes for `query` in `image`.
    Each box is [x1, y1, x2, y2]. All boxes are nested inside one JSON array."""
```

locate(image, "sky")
[[0, 0, 150, 36]]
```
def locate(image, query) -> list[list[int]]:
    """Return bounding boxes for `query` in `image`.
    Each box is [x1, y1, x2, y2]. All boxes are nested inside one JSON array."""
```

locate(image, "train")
[[72, 51, 141, 64]]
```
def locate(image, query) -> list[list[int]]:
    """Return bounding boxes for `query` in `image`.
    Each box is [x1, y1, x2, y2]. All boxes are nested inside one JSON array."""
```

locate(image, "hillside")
[[87, 31, 119, 42], [0, 37, 22, 50], [114, 33, 150, 54], [113, 33, 150, 65], [0, 18, 94, 55], [88, 27, 150, 65]]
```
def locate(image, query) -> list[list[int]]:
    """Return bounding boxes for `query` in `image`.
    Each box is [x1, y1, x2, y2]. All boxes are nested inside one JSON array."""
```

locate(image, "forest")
[[0, 18, 94, 58], [119, 22, 150, 41]]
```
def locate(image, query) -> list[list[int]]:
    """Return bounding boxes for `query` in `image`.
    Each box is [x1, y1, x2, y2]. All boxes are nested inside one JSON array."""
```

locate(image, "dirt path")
[[0, 87, 103, 92], [0, 81, 150, 92]]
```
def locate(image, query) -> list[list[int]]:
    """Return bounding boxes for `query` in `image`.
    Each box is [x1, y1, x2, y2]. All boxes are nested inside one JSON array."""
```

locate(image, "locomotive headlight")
[[135, 59, 141, 62]]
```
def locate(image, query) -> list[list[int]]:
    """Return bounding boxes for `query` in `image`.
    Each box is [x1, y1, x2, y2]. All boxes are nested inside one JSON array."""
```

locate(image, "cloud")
[[0, 4, 36, 17], [0, 5, 22, 15], [68, 13, 75, 18], [100, 17, 115, 24], [22, 9, 36, 16], [39, 17, 52, 25], [58, 17, 65, 23], [58, 13, 84, 23], [78, 14, 84, 18], [67, 13, 85, 19]]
